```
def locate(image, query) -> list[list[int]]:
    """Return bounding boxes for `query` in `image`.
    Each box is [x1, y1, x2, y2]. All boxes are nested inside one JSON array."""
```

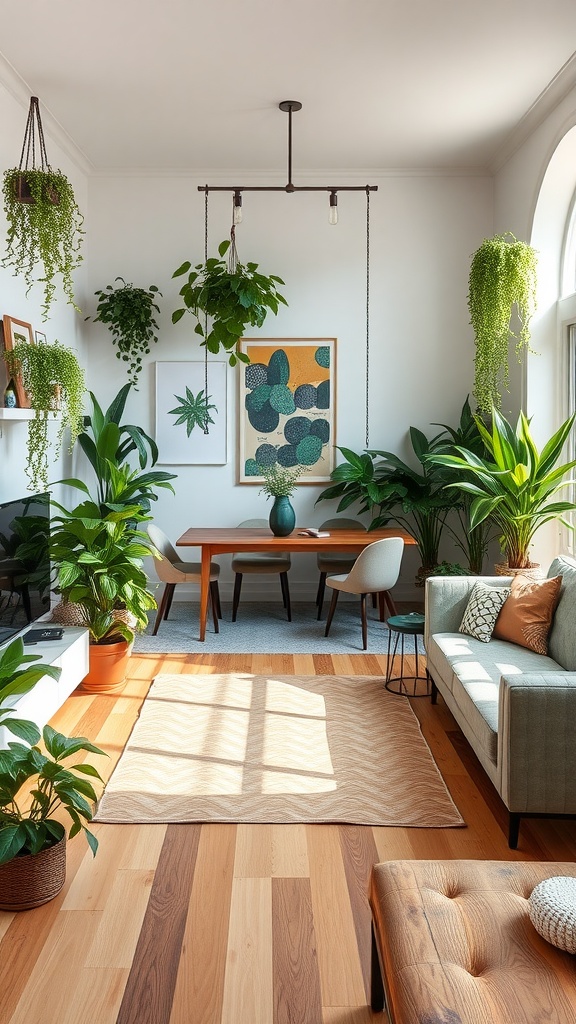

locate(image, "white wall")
[[0, 74, 89, 503], [84, 170, 493, 600]]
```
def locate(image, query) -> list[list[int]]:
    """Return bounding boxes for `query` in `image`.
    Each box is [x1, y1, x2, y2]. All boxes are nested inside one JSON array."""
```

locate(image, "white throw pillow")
[[459, 581, 510, 643]]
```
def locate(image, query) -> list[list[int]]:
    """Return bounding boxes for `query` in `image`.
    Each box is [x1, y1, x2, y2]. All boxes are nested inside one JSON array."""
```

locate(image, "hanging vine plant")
[[4, 339, 86, 491], [172, 235, 288, 367], [468, 232, 538, 413], [1, 98, 84, 320], [89, 278, 162, 388]]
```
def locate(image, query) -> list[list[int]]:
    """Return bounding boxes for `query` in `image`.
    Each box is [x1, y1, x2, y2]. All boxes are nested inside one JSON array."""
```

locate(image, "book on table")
[[298, 528, 331, 537]]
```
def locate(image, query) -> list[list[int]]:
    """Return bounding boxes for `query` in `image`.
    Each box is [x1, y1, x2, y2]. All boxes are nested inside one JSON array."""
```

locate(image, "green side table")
[[385, 613, 429, 697]]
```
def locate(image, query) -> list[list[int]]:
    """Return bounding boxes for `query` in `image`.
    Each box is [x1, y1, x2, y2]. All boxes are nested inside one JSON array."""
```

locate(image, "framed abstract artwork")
[[2, 315, 34, 408], [238, 338, 336, 484], [155, 361, 227, 465]]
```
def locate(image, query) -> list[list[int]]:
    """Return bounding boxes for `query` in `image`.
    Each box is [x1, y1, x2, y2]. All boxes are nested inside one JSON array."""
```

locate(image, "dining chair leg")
[[232, 573, 243, 622], [360, 593, 368, 650], [324, 589, 339, 637], [210, 582, 220, 634], [384, 590, 398, 616], [214, 581, 222, 619], [280, 572, 292, 621], [164, 582, 176, 620], [152, 583, 172, 636], [316, 572, 327, 620], [378, 591, 385, 622], [371, 592, 377, 609]]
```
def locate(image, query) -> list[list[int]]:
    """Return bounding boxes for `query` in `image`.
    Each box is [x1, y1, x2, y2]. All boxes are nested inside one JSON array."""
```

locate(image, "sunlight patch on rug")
[[94, 674, 464, 827]]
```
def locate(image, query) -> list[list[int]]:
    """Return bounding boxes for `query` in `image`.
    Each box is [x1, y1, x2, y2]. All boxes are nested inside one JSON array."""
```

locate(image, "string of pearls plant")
[[468, 232, 538, 413], [4, 339, 86, 491]]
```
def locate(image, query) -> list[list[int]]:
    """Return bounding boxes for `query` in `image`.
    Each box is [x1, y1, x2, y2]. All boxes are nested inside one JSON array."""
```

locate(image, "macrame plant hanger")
[[365, 186, 371, 450], [202, 186, 210, 434], [15, 96, 58, 204]]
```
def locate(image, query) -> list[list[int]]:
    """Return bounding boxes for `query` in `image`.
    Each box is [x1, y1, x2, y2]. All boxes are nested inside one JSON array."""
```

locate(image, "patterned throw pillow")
[[459, 582, 511, 643]]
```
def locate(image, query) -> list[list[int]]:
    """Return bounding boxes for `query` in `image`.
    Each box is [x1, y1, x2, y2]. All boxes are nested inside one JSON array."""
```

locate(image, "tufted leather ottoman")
[[369, 860, 576, 1023]]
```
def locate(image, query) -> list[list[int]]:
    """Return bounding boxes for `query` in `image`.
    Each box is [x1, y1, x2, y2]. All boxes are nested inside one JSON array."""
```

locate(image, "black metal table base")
[[385, 625, 429, 697]]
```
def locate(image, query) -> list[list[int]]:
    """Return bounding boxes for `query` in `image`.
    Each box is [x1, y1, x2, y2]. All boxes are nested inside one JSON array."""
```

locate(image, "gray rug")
[[134, 601, 422, 655]]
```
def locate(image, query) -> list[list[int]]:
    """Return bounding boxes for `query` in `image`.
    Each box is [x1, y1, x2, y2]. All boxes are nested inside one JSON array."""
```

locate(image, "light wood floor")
[[2, 650, 576, 1024]]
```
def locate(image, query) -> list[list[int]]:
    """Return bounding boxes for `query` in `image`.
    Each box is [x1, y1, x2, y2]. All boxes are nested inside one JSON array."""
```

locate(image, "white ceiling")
[[2, 0, 576, 173]]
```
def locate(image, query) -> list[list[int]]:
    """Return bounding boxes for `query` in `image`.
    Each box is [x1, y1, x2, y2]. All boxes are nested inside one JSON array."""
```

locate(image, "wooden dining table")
[[176, 526, 415, 641]]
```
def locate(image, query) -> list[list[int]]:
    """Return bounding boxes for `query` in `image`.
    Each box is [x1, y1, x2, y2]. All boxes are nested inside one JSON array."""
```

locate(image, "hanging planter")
[[89, 277, 162, 388], [468, 232, 538, 414], [172, 232, 288, 367], [1, 97, 84, 320], [3, 338, 86, 491]]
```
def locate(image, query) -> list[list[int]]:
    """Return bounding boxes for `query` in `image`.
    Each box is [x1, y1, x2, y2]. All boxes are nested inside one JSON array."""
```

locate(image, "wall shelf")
[[0, 407, 35, 420]]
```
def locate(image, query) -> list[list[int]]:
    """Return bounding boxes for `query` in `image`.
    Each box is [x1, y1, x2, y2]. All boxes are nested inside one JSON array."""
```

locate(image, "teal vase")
[[269, 495, 295, 537]]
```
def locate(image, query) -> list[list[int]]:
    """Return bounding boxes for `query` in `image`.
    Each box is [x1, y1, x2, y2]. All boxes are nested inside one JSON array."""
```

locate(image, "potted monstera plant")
[[0, 637, 105, 911], [172, 237, 288, 366]]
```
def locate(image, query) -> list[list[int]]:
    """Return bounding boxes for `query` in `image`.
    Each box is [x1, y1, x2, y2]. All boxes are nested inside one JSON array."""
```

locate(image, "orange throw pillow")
[[493, 574, 563, 655]]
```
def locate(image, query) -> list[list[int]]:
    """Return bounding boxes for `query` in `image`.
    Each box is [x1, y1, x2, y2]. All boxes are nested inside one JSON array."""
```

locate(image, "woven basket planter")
[[494, 562, 544, 581], [0, 835, 66, 911]]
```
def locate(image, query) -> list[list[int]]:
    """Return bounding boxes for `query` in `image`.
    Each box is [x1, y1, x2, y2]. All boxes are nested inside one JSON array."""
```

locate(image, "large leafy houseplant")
[[89, 278, 162, 388], [2, 167, 84, 320], [428, 408, 576, 570], [468, 233, 538, 413], [50, 501, 157, 646], [4, 339, 86, 491], [172, 238, 288, 366], [57, 384, 176, 517], [0, 637, 105, 866]]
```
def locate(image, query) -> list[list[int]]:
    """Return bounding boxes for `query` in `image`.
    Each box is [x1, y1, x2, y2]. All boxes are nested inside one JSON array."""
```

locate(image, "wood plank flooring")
[[2, 650, 576, 1024]]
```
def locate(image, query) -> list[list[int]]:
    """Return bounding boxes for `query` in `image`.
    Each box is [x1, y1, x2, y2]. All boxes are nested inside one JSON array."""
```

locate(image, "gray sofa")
[[424, 555, 576, 847]]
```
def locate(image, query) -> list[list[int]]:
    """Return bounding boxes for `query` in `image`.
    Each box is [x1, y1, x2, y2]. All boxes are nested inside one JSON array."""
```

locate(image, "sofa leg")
[[370, 920, 385, 1013], [508, 812, 521, 849], [429, 671, 438, 705]]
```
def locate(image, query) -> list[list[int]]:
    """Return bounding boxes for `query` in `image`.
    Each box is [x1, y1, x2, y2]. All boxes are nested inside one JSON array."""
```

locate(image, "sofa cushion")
[[493, 574, 562, 655], [458, 581, 510, 643], [548, 556, 576, 671], [428, 633, 562, 764]]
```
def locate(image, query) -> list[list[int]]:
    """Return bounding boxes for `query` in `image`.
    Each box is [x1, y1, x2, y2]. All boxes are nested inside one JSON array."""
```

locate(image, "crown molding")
[[0, 51, 93, 177], [491, 51, 576, 173], [88, 164, 491, 180]]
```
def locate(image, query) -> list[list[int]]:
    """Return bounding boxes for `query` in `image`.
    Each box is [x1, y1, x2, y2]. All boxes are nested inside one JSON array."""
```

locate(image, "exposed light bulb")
[[233, 192, 243, 225], [329, 192, 338, 225]]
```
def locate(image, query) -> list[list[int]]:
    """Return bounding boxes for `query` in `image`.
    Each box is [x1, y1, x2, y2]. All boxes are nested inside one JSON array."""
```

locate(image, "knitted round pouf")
[[529, 876, 576, 953]]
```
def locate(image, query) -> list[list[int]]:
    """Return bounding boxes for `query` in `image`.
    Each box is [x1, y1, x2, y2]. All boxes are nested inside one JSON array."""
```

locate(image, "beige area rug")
[[94, 674, 464, 827]]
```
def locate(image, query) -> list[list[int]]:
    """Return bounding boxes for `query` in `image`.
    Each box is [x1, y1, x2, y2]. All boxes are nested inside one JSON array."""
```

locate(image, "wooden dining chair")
[[231, 518, 292, 621], [324, 537, 404, 650], [147, 524, 221, 636]]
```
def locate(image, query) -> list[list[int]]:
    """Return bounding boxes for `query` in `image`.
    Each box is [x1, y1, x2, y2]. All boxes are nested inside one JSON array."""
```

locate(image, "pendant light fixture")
[[198, 101, 378, 221]]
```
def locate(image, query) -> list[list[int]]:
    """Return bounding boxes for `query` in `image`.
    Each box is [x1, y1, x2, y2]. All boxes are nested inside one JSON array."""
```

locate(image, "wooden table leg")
[[199, 546, 212, 641]]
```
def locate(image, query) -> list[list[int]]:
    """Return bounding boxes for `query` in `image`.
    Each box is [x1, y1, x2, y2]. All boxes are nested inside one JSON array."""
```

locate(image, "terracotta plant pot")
[[82, 639, 131, 693], [0, 835, 66, 911]]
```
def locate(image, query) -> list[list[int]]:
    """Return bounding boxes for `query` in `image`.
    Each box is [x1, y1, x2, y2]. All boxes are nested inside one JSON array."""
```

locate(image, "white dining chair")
[[147, 524, 221, 636], [324, 537, 404, 650], [315, 516, 366, 619]]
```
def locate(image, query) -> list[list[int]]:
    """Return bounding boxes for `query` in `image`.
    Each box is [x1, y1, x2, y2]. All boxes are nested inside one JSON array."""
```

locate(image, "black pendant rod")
[[198, 100, 378, 196]]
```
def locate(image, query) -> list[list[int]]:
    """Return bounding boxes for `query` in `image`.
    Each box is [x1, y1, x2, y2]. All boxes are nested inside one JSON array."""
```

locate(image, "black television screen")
[[0, 492, 51, 645]]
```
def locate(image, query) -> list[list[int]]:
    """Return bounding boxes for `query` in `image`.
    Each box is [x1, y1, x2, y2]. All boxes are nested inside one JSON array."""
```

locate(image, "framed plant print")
[[238, 338, 336, 484], [2, 315, 34, 408], [155, 361, 227, 464]]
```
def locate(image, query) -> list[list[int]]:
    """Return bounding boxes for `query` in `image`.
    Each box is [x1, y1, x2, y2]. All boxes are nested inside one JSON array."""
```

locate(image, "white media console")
[[0, 627, 89, 747]]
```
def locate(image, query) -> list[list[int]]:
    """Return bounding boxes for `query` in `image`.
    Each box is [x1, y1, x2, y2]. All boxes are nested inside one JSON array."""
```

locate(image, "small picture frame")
[[35, 330, 47, 345], [2, 316, 34, 408]]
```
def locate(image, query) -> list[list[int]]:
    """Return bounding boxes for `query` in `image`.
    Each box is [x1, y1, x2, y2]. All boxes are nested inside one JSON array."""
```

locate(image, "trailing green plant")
[[468, 232, 538, 413], [2, 168, 84, 319], [428, 561, 473, 577], [0, 637, 105, 864], [259, 462, 303, 498], [429, 408, 576, 569], [89, 278, 162, 388], [57, 384, 176, 517], [50, 501, 157, 644], [4, 339, 86, 491], [172, 237, 288, 366]]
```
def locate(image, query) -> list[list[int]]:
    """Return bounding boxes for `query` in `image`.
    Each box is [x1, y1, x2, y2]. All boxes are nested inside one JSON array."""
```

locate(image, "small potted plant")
[[89, 278, 162, 388], [259, 463, 303, 536], [468, 232, 538, 413], [3, 338, 86, 491], [0, 637, 105, 910], [50, 500, 157, 692], [172, 237, 288, 366]]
